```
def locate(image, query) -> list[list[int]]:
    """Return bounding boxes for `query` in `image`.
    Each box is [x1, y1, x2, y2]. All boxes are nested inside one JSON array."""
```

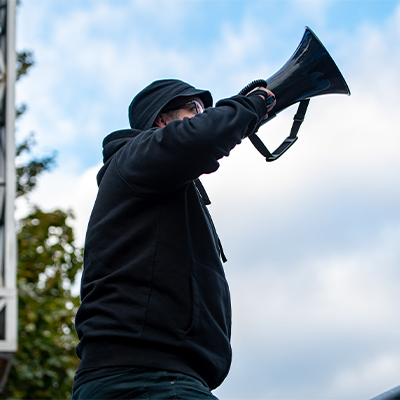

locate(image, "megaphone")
[[240, 26, 351, 161]]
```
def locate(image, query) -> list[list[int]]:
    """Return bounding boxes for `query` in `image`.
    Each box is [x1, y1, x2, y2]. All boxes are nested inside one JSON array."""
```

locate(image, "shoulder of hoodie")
[[100, 128, 160, 172], [97, 128, 156, 186], [103, 128, 149, 147]]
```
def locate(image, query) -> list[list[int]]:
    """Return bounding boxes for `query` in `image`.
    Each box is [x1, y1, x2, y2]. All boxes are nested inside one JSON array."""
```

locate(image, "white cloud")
[[332, 353, 400, 398], [230, 225, 400, 337], [289, 0, 337, 28], [16, 163, 100, 246], [217, 224, 400, 399], [16, 1, 222, 163]]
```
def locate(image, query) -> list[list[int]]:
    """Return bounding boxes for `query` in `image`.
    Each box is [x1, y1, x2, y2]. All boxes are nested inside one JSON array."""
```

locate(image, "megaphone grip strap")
[[248, 133, 273, 159], [248, 99, 310, 162], [290, 99, 310, 139]]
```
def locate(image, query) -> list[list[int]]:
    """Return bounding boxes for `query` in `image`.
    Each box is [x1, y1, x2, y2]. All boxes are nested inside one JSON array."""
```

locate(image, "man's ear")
[[154, 113, 168, 128]]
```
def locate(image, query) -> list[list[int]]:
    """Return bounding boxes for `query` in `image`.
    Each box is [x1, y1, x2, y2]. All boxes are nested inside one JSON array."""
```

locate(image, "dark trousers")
[[71, 369, 219, 400]]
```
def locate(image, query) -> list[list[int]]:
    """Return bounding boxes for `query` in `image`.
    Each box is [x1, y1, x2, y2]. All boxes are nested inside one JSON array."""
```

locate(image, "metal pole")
[[370, 385, 400, 400], [0, 0, 17, 392]]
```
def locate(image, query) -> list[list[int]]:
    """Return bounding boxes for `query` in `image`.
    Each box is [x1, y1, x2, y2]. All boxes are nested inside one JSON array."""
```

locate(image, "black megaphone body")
[[240, 26, 351, 161]]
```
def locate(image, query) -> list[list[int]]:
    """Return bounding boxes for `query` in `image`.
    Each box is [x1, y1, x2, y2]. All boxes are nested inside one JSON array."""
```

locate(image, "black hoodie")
[[74, 80, 268, 390]]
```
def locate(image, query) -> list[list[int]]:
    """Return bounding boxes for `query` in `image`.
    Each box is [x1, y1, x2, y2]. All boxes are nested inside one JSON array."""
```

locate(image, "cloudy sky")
[[15, 0, 400, 399]]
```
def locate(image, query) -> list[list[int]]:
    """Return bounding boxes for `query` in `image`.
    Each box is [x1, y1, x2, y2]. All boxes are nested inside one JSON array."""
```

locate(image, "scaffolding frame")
[[0, 0, 17, 393]]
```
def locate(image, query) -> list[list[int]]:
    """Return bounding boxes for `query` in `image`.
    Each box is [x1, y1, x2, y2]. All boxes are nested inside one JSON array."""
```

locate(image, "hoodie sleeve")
[[114, 94, 267, 195]]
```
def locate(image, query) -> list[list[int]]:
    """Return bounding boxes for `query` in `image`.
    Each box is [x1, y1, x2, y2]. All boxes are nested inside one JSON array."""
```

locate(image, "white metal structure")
[[0, 0, 17, 392]]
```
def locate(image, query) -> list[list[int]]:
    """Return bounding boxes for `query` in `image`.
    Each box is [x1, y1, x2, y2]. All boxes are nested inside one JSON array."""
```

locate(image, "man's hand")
[[247, 86, 276, 119]]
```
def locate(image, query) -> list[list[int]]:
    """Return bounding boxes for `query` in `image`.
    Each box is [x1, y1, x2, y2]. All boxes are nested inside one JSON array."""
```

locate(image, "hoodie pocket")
[[185, 258, 232, 342], [183, 258, 232, 389]]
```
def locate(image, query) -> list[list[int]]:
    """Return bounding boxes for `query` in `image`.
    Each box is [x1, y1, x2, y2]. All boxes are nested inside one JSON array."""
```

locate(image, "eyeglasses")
[[162, 100, 204, 114]]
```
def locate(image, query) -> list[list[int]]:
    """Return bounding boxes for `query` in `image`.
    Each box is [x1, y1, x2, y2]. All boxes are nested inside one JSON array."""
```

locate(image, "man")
[[72, 79, 275, 399]]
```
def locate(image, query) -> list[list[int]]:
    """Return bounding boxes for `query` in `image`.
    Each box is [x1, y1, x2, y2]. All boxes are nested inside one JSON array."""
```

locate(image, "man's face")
[[154, 96, 205, 127]]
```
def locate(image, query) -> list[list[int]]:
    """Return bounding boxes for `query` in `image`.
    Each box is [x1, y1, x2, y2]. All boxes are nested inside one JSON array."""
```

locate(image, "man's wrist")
[[245, 94, 269, 126]]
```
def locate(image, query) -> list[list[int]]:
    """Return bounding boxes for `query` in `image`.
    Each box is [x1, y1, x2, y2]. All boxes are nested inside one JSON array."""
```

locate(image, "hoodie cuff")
[[246, 93, 268, 122]]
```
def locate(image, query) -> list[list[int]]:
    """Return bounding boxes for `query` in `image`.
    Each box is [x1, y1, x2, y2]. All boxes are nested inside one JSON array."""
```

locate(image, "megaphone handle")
[[238, 79, 268, 96], [249, 99, 310, 161]]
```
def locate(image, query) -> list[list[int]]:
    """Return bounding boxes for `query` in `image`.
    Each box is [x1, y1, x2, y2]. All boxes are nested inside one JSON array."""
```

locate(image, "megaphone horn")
[[241, 26, 351, 162]]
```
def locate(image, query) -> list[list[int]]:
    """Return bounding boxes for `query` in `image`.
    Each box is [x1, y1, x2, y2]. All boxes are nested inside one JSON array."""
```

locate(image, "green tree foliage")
[[15, 50, 34, 123], [15, 133, 56, 199], [0, 209, 83, 399], [16, 50, 34, 81], [0, 41, 83, 398]]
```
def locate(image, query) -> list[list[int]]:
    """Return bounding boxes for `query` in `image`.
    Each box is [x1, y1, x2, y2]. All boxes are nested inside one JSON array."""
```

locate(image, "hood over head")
[[128, 79, 213, 130]]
